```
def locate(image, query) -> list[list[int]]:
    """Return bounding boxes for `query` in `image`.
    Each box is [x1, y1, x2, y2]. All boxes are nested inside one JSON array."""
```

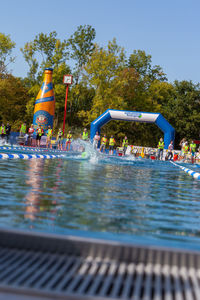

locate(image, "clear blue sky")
[[1, 0, 200, 83]]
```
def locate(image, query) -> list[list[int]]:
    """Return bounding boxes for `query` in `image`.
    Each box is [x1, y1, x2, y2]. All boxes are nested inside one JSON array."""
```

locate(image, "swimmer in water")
[[80, 146, 87, 158]]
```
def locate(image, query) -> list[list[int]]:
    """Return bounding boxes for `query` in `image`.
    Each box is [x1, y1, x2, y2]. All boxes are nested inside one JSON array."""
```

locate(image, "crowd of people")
[[0, 122, 199, 161], [179, 138, 198, 163], [92, 131, 128, 155], [155, 137, 199, 162]]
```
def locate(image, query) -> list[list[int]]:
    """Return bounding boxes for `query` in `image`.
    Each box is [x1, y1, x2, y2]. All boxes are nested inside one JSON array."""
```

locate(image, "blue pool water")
[[0, 142, 200, 251]]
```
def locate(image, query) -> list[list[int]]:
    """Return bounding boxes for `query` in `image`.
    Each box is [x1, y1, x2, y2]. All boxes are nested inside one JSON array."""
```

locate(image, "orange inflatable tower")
[[33, 68, 55, 132]]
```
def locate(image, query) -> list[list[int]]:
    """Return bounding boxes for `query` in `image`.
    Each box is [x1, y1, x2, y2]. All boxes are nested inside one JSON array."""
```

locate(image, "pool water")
[[0, 141, 200, 251]]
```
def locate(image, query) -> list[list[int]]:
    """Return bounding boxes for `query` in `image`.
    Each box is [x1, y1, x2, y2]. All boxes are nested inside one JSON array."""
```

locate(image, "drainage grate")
[[0, 229, 200, 299]]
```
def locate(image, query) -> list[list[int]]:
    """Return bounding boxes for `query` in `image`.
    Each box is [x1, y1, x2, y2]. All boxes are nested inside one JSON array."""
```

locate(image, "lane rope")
[[0, 153, 65, 160], [170, 161, 200, 180], [0, 146, 65, 154]]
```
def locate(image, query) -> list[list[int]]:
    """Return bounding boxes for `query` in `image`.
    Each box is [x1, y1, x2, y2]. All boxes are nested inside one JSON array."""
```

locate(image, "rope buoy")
[[0, 153, 65, 160], [0, 146, 65, 153], [170, 161, 200, 180]]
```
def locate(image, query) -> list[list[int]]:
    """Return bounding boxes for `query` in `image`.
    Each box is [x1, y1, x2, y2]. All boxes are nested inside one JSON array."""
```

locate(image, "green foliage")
[[0, 74, 29, 129], [20, 31, 69, 83], [128, 50, 167, 83], [0, 33, 15, 74], [81, 39, 126, 123], [68, 25, 96, 83], [20, 42, 39, 83]]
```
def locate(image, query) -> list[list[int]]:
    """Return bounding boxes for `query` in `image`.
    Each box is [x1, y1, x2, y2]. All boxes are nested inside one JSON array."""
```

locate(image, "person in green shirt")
[[190, 140, 196, 163], [20, 122, 27, 137]]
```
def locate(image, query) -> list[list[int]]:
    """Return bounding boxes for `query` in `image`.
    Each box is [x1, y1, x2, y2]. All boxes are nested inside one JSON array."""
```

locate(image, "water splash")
[[66, 139, 145, 167]]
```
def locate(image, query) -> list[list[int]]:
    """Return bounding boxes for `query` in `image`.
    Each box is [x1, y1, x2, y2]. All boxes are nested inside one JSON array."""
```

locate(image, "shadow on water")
[[0, 140, 200, 250]]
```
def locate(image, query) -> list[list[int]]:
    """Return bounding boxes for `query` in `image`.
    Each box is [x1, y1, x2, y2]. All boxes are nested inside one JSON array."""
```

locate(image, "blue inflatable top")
[[90, 109, 175, 149]]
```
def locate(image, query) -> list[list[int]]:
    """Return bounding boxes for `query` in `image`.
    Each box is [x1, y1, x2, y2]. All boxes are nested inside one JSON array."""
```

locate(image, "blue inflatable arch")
[[90, 109, 175, 149]]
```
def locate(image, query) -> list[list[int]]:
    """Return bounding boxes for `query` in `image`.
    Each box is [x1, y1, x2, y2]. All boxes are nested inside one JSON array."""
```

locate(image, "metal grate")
[[0, 229, 200, 299]]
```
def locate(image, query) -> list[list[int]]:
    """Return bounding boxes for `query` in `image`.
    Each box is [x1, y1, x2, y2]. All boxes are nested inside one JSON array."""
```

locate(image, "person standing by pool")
[[179, 138, 186, 156], [28, 124, 34, 146], [122, 136, 128, 155], [36, 125, 44, 147], [57, 128, 63, 150], [5, 122, 11, 144], [46, 126, 53, 148], [100, 134, 107, 153], [93, 132, 100, 149], [82, 128, 89, 141], [20, 122, 27, 137], [166, 140, 173, 160], [66, 130, 72, 151], [0, 123, 6, 142], [157, 138, 165, 160], [182, 141, 189, 160], [190, 140, 196, 163], [109, 135, 116, 155]]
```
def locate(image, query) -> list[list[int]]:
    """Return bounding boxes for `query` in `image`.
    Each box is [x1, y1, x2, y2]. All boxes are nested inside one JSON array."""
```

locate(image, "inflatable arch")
[[90, 109, 175, 149]]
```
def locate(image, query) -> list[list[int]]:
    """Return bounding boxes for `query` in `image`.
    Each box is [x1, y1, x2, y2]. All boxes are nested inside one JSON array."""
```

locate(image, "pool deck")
[[0, 228, 199, 299]]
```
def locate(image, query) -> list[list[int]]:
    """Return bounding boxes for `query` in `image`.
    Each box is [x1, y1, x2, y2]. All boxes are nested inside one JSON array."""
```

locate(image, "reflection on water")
[[24, 159, 63, 225], [25, 160, 43, 220], [0, 156, 200, 250]]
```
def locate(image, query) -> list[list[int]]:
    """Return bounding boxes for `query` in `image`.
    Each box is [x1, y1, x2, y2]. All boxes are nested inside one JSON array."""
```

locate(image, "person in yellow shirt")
[[157, 138, 165, 160], [20, 122, 27, 137], [0, 123, 6, 141], [109, 135, 116, 155], [46, 126, 53, 148], [66, 130, 72, 151], [57, 128, 63, 150], [36, 125, 44, 147], [100, 134, 107, 153], [82, 128, 89, 141], [182, 141, 189, 160], [122, 136, 128, 155]]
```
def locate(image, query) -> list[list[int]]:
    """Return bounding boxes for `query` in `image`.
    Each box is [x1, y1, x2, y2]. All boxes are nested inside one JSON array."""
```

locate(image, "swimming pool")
[[0, 142, 200, 251]]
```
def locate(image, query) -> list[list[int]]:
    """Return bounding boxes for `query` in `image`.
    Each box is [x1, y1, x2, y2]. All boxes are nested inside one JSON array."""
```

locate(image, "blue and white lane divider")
[[170, 161, 200, 180], [0, 153, 65, 160], [0, 146, 65, 153]]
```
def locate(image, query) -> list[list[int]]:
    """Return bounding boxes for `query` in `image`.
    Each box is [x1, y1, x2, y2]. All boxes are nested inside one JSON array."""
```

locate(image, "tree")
[[0, 33, 15, 74], [20, 42, 39, 83], [0, 74, 29, 129], [21, 31, 69, 83], [81, 39, 126, 124], [128, 50, 167, 84], [68, 25, 96, 84], [163, 80, 200, 146]]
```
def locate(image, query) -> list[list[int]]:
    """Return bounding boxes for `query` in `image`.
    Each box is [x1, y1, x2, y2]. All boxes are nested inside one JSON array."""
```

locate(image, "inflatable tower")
[[33, 68, 55, 132]]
